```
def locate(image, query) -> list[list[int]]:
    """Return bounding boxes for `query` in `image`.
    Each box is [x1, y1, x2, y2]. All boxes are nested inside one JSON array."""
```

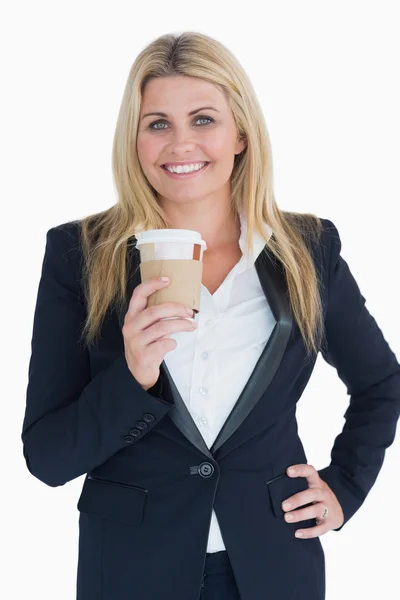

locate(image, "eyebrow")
[[141, 106, 220, 120]]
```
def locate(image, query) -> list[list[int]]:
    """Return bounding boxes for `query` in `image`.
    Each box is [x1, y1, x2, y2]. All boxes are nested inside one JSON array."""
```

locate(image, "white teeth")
[[165, 162, 207, 174]]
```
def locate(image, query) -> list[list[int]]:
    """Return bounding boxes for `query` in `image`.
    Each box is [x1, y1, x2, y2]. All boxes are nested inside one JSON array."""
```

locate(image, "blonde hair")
[[77, 31, 325, 358]]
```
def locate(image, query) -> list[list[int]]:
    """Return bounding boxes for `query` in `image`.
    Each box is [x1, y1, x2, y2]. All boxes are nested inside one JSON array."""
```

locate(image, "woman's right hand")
[[122, 276, 197, 391]]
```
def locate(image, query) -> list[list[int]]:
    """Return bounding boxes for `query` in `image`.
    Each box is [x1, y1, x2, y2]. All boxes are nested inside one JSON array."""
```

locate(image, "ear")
[[235, 136, 247, 156]]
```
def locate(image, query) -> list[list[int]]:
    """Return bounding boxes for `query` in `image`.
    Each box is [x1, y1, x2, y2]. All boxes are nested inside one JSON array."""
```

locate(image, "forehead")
[[141, 76, 226, 110]]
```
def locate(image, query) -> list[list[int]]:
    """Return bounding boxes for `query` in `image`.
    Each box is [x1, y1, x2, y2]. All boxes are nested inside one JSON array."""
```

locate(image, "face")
[[136, 75, 247, 210]]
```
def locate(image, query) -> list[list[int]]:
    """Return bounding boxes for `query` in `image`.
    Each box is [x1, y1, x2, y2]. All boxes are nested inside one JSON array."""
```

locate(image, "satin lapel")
[[160, 360, 214, 459], [210, 247, 292, 455], [119, 244, 292, 460]]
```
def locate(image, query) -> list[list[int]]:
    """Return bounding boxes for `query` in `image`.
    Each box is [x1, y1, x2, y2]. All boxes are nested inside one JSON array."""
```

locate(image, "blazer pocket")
[[77, 475, 148, 526], [266, 472, 314, 518]]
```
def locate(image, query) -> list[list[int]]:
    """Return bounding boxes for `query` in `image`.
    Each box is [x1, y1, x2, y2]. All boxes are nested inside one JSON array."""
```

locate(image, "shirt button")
[[199, 387, 208, 395], [199, 417, 208, 426], [201, 351, 208, 359]]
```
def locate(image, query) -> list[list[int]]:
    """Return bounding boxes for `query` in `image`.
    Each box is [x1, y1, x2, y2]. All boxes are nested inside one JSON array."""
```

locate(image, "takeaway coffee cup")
[[135, 229, 207, 315]]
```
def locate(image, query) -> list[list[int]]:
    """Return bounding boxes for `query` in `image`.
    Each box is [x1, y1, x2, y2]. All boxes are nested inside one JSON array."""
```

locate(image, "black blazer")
[[22, 217, 400, 600]]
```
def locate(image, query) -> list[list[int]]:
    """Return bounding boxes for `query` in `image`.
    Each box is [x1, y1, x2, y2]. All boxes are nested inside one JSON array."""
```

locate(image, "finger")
[[128, 302, 195, 340], [282, 487, 325, 512], [287, 464, 320, 486], [147, 336, 177, 363], [125, 276, 170, 321], [141, 302, 194, 328], [284, 501, 326, 524], [140, 317, 197, 347], [295, 522, 329, 539]]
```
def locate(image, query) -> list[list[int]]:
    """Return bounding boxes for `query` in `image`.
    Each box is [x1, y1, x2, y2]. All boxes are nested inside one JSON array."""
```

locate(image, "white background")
[[2, 1, 399, 598]]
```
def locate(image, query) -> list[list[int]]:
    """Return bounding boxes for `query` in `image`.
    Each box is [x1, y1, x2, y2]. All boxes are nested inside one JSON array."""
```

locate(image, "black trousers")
[[200, 551, 241, 600]]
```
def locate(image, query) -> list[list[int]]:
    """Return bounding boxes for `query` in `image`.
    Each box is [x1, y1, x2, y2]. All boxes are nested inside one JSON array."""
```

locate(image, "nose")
[[167, 124, 198, 148]]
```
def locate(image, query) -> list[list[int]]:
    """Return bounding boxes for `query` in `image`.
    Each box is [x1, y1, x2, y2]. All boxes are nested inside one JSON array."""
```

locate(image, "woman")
[[22, 31, 400, 600]]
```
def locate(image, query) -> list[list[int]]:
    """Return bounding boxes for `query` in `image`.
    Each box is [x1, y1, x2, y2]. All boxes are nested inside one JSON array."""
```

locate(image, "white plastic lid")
[[135, 228, 207, 249]]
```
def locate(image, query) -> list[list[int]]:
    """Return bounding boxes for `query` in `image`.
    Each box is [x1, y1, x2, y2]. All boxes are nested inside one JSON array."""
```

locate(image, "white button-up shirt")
[[164, 212, 276, 552]]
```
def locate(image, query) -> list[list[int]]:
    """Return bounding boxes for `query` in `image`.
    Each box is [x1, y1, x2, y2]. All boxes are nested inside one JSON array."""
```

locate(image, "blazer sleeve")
[[317, 219, 400, 530], [22, 225, 173, 488]]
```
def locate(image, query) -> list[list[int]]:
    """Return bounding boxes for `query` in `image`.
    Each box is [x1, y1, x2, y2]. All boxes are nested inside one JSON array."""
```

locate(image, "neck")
[[162, 205, 241, 252]]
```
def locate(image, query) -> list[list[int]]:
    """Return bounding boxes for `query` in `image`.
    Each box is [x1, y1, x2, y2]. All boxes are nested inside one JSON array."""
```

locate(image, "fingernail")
[[186, 307, 194, 316], [295, 531, 304, 538], [282, 503, 292, 511], [288, 467, 296, 475], [160, 277, 169, 283]]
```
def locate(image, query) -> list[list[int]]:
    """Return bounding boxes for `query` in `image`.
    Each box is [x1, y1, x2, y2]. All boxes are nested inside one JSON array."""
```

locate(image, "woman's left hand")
[[281, 463, 345, 538]]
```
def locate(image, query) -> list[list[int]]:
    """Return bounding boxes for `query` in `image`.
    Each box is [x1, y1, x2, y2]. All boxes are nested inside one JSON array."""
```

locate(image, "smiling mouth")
[[160, 162, 210, 177], [161, 162, 209, 170]]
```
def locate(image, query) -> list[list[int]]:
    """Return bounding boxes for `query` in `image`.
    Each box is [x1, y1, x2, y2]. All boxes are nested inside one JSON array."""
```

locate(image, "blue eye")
[[148, 116, 214, 130]]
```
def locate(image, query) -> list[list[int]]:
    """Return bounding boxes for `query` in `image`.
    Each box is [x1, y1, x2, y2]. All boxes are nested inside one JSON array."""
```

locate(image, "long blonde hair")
[[77, 31, 325, 358]]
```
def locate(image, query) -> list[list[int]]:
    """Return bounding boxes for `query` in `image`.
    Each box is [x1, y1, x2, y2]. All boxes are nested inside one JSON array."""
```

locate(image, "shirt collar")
[[238, 211, 273, 268]]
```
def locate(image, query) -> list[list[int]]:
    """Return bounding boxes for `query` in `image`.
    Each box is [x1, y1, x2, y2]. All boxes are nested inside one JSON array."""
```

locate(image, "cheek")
[[206, 130, 237, 159], [136, 136, 160, 167]]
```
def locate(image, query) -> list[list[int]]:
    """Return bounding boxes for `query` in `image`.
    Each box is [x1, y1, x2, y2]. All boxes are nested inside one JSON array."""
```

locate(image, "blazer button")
[[128, 428, 141, 438], [136, 421, 147, 430], [123, 435, 134, 444], [198, 462, 215, 478], [143, 413, 155, 423]]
